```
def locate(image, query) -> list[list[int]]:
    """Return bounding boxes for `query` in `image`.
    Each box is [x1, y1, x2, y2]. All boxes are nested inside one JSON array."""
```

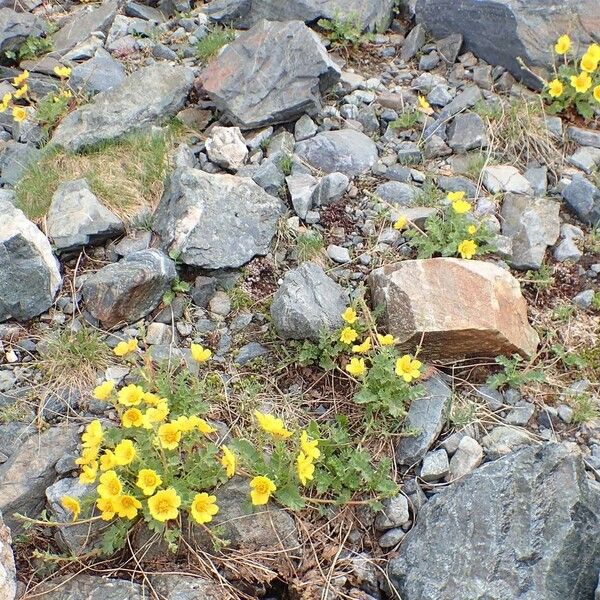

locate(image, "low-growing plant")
[[163, 278, 191, 306], [521, 263, 555, 292], [195, 26, 235, 61], [486, 354, 546, 390], [390, 109, 420, 130], [5, 35, 53, 62], [592, 292, 600, 311], [278, 153, 293, 176], [400, 191, 496, 259], [317, 12, 368, 49], [570, 393, 599, 424], [295, 230, 324, 262], [541, 35, 600, 120]]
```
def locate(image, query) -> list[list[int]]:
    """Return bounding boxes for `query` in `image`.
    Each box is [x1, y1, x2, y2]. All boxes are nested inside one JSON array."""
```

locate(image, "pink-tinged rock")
[[369, 258, 539, 359]]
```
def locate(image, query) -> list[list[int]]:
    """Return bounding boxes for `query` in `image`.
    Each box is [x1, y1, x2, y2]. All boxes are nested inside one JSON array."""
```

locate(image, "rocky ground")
[[0, 0, 599, 599]]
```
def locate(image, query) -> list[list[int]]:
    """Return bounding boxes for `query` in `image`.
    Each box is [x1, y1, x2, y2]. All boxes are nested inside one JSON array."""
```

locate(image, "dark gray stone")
[[270, 261, 348, 341], [286, 173, 317, 219], [82, 249, 176, 328], [562, 175, 600, 226], [375, 181, 418, 206], [36, 575, 145, 600], [199, 19, 340, 129], [0, 8, 42, 58], [235, 342, 269, 365], [389, 444, 600, 600], [447, 112, 487, 153], [149, 574, 224, 600], [311, 172, 349, 206], [124, 1, 167, 22], [437, 175, 477, 198], [567, 126, 600, 149], [401, 23, 426, 62], [375, 494, 410, 531], [482, 425, 534, 459], [0, 141, 41, 185], [0, 200, 61, 322], [70, 48, 126, 95], [397, 141, 422, 164], [153, 167, 284, 269], [436, 33, 462, 63]]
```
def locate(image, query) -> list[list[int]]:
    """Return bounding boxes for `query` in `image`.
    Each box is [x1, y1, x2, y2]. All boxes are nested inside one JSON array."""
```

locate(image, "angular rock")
[[482, 165, 532, 194], [0, 510, 15, 600], [295, 129, 378, 177], [149, 574, 224, 600], [286, 173, 317, 219], [447, 113, 487, 153], [567, 126, 600, 149], [205, 126, 248, 170], [153, 167, 284, 269], [70, 48, 127, 95], [52, 0, 119, 55], [0, 140, 41, 185], [567, 146, 600, 175], [0, 425, 78, 532], [369, 258, 539, 360], [0, 200, 61, 322], [562, 174, 600, 226], [500, 193, 560, 270], [447, 435, 483, 480], [82, 249, 176, 328], [36, 575, 145, 599], [395, 374, 451, 465], [199, 19, 340, 129], [375, 494, 410, 530], [482, 425, 534, 459], [51, 64, 194, 152], [415, 0, 599, 87], [270, 261, 348, 341], [401, 23, 426, 62], [312, 172, 349, 207], [420, 448, 450, 482], [0, 8, 42, 57], [375, 181, 418, 206], [47, 179, 124, 253], [389, 444, 600, 599]]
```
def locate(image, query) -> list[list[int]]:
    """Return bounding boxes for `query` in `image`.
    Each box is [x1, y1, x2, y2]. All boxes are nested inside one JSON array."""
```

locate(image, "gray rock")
[[436, 33, 463, 63], [474, 384, 503, 411], [0, 509, 15, 600], [294, 114, 317, 141], [270, 261, 348, 341], [374, 181, 418, 205], [36, 574, 145, 599], [209, 290, 231, 318], [437, 175, 477, 198], [295, 129, 378, 177], [149, 574, 224, 600], [205, 126, 248, 170], [199, 19, 340, 129], [396, 375, 451, 466], [423, 134, 451, 158], [500, 193, 560, 270], [567, 126, 600, 149], [311, 172, 349, 206], [389, 444, 600, 600], [447, 112, 487, 153], [523, 166, 547, 197], [239, 159, 285, 196], [472, 64, 493, 89], [397, 141, 422, 164], [557, 404, 574, 424], [114, 230, 151, 257], [0, 140, 41, 185], [51, 64, 194, 152], [573, 289, 595, 310], [47, 179, 124, 252], [415, 0, 598, 88], [82, 249, 176, 328], [481, 425, 533, 459], [0, 425, 78, 532], [0, 200, 61, 322], [375, 494, 410, 530], [125, 1, 167, 21], [554, 236, 582, 263], [567, 146, 600, 174], [0, 8, 42, 57], [427, 84, 453, 106], [235, 342, 269, 365], [327, 244, 351, 263], [145, 322, 174, 345], [419, 51, 440, 71], [153, 167, 284, 269], [191, 275, 217, 308], [447, 436, 482, 480], [504, 401, 535, 426], [379, 527, 405, 548], [562, 174, 600, 226], [483, 165, 532, 194], [52, 0, 119, 55], [70, 48, 126, 95], [401, 23, 426, 62], [420, 448, 450, 482], [286, 173, 317, 219], [437, 86, 482, 122]]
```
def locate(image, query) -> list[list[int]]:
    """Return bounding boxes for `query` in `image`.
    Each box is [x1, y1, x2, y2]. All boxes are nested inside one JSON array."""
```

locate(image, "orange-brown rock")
[[369, 258, 539, 360]]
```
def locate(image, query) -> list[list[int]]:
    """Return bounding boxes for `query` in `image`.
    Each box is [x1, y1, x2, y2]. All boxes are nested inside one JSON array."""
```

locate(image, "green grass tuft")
[[196, 27, 235, 61]]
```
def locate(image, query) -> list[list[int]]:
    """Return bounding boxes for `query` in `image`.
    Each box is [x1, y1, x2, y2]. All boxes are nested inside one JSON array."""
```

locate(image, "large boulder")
[[199, 19, 340, 129], [0, 8, 43, 58], [205, 0, 396, 32], [388, 443, 600, 600], [271, 262, 348, 341], [0, 200, 61, 322], [294, 129, 378, 177], [368, 258, 539, 360], [415, 0, 600, 87], [82, 249, 176, 328], [152, 167, 284, 269], [51, 64, 194, 152]]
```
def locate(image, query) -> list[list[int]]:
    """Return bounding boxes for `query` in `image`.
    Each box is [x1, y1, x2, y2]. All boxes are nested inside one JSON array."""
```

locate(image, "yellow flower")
[[93, 380, 115, 401], [136, 468, 162, 496], [12, 106, 26, 122], [547, 78, 564, 98], [191, 343, 212, 362], [393, 215, 407, 230], [118, 384, 144, 406], [345, 357, 367, 378], [342, 307, 358, 324], [142, 392, 160, 405], [0, 94, 10, 113], [14, 84, 27, 99], [417, 94, 433, 115], [60, 496, 81, 521], [97, 470, 123, 498], [157, 422, 182, 449], [97, 497, 117, 520], [114, 439, 136, 466], [254, 410, 293, 439], [250, 475, 276, 506], [300, 430, 320, 461], [75, 446, 98, 466], [395, 354, 422, 383], [452, 198, 472, 214], [570, 72, 592, 94], [82, 420, 103, 448], [13, 70, 28, 87], [220, 445, 236, 478], [122, 408, 145, 428], [79, 461, 98, 484], [339, 327, 358, 345], [554, 34, 571, 55], [457, 239, 478, 259], [99, 450, 117, 471], [594, 85, 600, 103], [189, 415, 216, 435], [447, 191, 465, 202], [148, 488, 181, 522], [352, 337, 372, 354], [580, 52, 598, 73], [53, 65, 72, 79], [377, 333, 396, 346], [146, 399, 170, 423], [115, 494, 142, 519], [589, 43, 600, 61], [296, 451, 315, 486], [190, 492, 219, 525], [113, 339, 137, 356], [59, 89, 73, 99]]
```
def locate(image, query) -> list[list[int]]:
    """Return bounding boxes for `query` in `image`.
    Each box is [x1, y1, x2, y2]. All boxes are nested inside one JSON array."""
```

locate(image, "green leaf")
[[276, 483, 305, 510]]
